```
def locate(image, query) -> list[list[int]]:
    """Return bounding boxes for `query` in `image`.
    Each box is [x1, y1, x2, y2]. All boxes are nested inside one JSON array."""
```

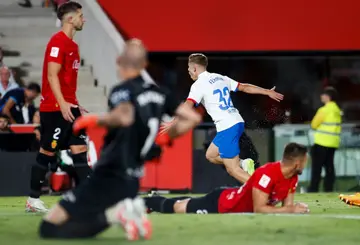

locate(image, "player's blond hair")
[[188, 53, 208, 68]]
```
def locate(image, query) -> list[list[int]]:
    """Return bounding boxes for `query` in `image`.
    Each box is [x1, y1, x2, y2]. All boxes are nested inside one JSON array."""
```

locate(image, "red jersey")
[[218, 162, 298, 213], [40, 31, 80, 112]]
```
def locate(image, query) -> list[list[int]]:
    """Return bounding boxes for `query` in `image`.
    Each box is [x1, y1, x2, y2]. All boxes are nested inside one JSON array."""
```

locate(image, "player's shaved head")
[[116, 38, 148, 70], [188, 53, 208, 68]]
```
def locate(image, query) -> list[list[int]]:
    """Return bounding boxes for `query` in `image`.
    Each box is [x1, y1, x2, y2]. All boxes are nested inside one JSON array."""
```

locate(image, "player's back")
[[192, 71, 243, 131], [218, 162, 298, 213], [97, 76, 176, 177]]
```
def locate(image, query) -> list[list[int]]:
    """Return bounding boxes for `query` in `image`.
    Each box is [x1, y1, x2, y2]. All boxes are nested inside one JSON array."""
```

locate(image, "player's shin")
[[30, 153, 56, 198], [71, 152, 92, 183], [223, 157, 250, 184]]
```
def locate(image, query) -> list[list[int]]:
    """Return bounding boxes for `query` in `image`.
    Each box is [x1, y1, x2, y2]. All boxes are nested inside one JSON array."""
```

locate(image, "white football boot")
[[132, 197, 152, 240], [240, 158, 255, 176], [25, 197, 49, 213]]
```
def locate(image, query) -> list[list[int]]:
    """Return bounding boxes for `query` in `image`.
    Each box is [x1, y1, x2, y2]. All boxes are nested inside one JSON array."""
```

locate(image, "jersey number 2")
[[213, 87, 233, 110], [140, 118, 159, 157]]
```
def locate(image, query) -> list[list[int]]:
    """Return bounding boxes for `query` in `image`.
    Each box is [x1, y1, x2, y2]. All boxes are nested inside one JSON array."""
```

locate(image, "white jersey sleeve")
[[224, 76, 240, 92], [187, 82, 203, 104]]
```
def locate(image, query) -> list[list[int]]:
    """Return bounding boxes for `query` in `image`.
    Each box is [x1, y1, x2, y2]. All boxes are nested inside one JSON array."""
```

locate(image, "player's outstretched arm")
[[252, 188, 308, 214], [98, 102, 135, 128], [237, 84, 284, 102], [167, 102, 201, 139], [73, 103, 135, 134]]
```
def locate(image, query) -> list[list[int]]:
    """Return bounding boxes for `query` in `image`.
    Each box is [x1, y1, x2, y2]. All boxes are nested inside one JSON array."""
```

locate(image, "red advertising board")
[[9, 125, 193, 191], [98, 0, 360, 51], [87, 127, 193, 191]]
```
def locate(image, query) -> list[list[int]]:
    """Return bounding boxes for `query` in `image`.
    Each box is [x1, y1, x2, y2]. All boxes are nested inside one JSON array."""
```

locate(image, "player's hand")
[[73, 114, 99, 135], [292, 203, 310, 214], [79, 105, 89, 115], [267, 86, 284, 102], [60, 102, 78, 122], [159, 118, 176, 135]]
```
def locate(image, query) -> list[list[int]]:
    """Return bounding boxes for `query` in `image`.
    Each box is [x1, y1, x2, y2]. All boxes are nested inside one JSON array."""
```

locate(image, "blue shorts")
[[212, 123, 244, 159]]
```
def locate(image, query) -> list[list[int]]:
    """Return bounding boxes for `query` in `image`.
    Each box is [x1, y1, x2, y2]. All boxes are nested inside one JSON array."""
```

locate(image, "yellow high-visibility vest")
[[312, 101, 342, 148]]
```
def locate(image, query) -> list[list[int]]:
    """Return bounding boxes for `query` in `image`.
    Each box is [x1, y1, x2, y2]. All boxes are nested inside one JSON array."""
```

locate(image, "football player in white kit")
[[163, 53, 283, 183]]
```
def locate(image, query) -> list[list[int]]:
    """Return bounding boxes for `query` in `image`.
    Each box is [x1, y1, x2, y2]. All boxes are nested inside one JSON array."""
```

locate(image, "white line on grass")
[[1, 212, 360, 220], [229, 213, 360, 220]]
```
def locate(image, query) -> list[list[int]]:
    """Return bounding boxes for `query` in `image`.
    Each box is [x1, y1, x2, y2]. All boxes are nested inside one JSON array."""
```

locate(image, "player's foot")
[[25, 197, 49, 213], [240, 158, 255, 175], [339, 193, 360, 207], [133, 197, 152, 240], [113, 198, 139, 241]]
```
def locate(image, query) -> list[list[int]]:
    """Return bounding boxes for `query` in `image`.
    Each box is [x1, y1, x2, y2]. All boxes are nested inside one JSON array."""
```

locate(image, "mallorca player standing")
[[26, 1, 90, 213], [163, 53, 284, 184], [145, 142, 309, 214]]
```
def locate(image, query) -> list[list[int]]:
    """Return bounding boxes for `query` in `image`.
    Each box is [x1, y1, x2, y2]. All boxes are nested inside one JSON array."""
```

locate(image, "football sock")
[[72, 152, 92, 184], [144, 196, 166, 212], [39, 214, 108, 238], [30, 153, 56, 198], [144, 196, 175, 213]]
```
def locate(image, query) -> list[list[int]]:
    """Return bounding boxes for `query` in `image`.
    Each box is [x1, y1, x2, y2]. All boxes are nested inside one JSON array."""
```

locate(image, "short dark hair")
[[27, 82, 41, 93], [0, 114, 10, 120], [322, 86, 338, 101], [188, 53, 208, 68], [283, 143, 307, 161], [57, 1, 82, 20]]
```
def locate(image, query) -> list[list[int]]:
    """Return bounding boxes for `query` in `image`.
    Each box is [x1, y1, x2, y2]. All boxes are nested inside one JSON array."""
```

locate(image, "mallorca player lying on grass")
[[145, 142, 310, 214]]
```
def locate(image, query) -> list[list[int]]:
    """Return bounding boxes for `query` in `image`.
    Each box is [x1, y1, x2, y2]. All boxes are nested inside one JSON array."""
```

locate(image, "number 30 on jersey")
[[213, 87, 234, 110]]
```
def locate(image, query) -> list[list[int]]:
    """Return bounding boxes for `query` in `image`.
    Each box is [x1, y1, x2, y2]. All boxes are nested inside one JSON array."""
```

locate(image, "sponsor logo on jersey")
[[137, 91, 165, 106], [72, 60, 80, 70]]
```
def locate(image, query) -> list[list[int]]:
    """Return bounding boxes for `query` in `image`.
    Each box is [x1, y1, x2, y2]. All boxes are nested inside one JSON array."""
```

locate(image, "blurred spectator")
[[0, 66, 19, 98], [0, 83, 41, 124], [0, 114, 12, 133], [9, 67, 26, 88]]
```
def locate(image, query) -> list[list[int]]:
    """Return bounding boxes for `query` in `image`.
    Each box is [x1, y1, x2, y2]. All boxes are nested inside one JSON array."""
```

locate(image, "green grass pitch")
[[0, 193, 359, 245]]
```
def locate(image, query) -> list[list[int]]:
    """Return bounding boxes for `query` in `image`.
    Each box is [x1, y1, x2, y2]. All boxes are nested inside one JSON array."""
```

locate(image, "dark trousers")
[[308, 144, 336, 192]]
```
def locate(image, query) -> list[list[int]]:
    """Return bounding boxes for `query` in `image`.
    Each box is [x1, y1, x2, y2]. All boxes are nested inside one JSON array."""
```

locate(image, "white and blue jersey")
[[187, 71, 244, 158]]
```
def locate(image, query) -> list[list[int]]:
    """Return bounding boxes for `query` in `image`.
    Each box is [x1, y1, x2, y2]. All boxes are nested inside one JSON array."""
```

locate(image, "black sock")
[[72, 152, 92, 185], [144, 196, 176, 213], [30, 153, 56, 198], [39, 214, 109, 239], [144, 196, 166, 212]]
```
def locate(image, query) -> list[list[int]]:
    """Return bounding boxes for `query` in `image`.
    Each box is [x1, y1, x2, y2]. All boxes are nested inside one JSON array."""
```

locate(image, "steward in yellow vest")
[[308, 87, 341, 192]]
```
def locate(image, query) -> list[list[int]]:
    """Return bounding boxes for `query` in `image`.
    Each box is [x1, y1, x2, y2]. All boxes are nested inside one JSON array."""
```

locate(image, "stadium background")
[[0, 0, 360, 196]]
